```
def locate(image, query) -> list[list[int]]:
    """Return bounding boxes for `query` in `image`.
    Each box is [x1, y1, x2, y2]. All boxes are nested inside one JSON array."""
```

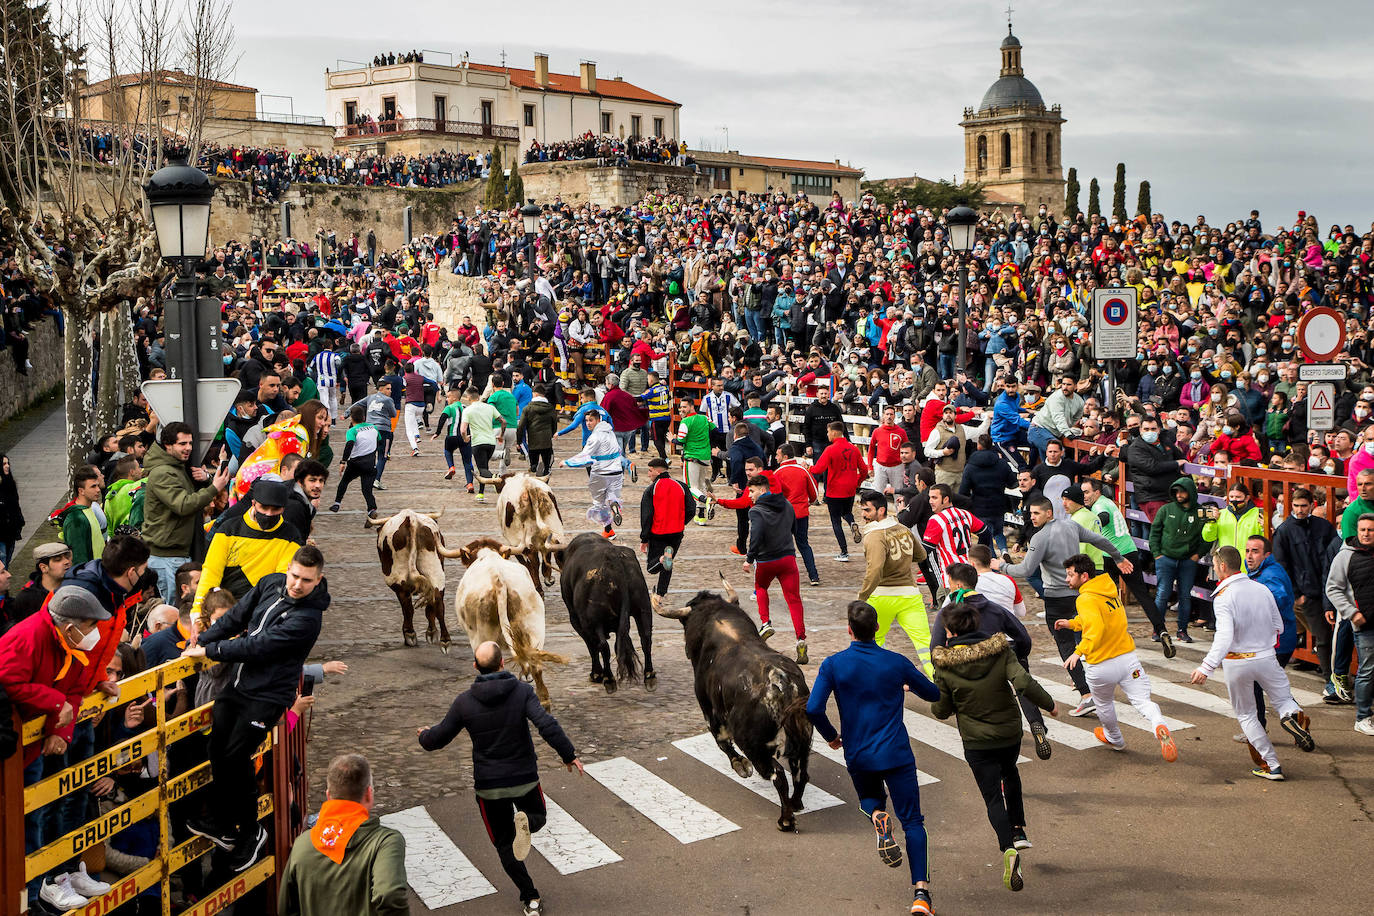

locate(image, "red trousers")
[[755, 555, 806, 639]]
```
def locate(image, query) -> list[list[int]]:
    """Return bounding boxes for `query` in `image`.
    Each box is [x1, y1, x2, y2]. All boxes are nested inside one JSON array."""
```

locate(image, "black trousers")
[[963, 743, 1024, 852], [334, 455, 377, 512], [1104, 554, 1168, 635], [1044, 595, 1090, 695], [208, 690, 284, 843], [646, 532, 683, 596], [528, 448, 553, 476], [735, 508, 749, 554], [1015, 655, 1045, 728], [473, 443, 496, 493], [476, 784, 547, 903], [826, 494, 855, 554]]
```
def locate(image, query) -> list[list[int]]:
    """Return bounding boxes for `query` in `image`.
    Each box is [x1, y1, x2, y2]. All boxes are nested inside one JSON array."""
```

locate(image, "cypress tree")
[[1087, 178, 1101, 217], [505, 158, 525, 209], [484, 145, 505, 210], [1111, 162, 1127, 222], [1136, 180, 1152, 217], [1064, 167, 1080, 217]]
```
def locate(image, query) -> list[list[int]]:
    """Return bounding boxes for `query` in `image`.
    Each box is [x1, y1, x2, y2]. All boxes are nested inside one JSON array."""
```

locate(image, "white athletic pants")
[[587, 471, 623, 526], [1084, 651, 1166, 747], [685, 459, 713, 507], [498, 428, 517, 473], [871, 463, 905, 495], [404, 403, 424, 450], [1224, 655, 1302, 770], [319, 384, 338, 419]]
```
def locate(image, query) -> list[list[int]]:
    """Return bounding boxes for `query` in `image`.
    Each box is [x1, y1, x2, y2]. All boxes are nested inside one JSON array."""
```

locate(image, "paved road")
[[305, 444, 1373, 915]]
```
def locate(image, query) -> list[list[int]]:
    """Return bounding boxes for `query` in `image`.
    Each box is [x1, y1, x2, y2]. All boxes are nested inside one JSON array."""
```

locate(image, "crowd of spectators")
[[523, 133, 686, 167], [370, 50, 423, 66]]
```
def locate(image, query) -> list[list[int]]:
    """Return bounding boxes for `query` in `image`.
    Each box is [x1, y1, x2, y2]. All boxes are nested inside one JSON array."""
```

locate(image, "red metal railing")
[[335, 118, 518, 140]]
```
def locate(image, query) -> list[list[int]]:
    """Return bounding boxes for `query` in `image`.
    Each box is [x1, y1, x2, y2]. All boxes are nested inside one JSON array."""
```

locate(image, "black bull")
[[558, 533, 656, 693], [655, 583, 813, 832]]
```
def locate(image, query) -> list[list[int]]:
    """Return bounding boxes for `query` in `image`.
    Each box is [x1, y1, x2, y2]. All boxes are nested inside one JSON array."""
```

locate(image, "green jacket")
[[58, 504, 104, 565], [1342, 497, 1374, 539], [141, 442, 217, 557], [516, 398, 558, 451], [278, 818, 408, 916], [1148, 476, 1208, 560], [930, 634, 1055, 750], [1069, 505, 1105, 567], [1202, 501, 1264, 552], [104, 478, 142, 531]]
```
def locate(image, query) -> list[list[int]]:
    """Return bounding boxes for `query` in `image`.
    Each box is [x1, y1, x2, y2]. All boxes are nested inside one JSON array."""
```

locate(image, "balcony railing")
[[335, 118, 518, 140]]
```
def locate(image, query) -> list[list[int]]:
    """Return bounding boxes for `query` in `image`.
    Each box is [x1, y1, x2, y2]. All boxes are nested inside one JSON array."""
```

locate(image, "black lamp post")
[[145, 158, 214, 459], [520, 199, 541, 283], [945, 205, 978, 373]]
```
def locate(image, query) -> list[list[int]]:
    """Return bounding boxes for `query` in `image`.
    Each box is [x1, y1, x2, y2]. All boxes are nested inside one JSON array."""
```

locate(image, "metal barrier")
[[1, 655, 304, 915]]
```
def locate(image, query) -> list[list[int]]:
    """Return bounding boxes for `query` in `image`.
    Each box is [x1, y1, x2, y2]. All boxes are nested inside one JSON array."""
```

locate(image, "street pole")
[[177, 262, 200, 463], [956, 259, 968, 372], [526, 231, 536, 281]]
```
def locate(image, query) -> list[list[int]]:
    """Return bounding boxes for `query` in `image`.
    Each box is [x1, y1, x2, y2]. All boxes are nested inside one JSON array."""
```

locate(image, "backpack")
[[126, 483, 147, 530]]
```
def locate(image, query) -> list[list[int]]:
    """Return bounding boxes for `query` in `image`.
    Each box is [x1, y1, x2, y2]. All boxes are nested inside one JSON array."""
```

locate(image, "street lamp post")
[[145, 158, 214, 461], [520, 199, 541, 283], [945, 205, 978, 374]]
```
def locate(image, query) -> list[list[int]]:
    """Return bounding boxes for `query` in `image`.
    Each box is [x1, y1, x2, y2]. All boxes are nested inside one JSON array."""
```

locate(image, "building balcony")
[[334, 118, 518, 141]]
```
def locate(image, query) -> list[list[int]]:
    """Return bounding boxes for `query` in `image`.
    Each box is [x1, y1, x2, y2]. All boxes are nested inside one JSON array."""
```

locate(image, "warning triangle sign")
[[1313, 389, 1332, 411]]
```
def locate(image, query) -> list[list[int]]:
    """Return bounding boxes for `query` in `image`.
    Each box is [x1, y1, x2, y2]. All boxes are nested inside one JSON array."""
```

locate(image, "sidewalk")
[[6, 403, 69, 549]]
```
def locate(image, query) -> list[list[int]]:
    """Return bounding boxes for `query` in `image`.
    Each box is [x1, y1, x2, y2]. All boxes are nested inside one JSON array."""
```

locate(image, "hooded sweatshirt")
[[1148, 476, 1208, 560], [858, 516, 925, 601], [1003, 518, 1123, 599], [1063, 572, 1134, 664], [747, 492, 796, 564], [930, 634, 1055, 749]]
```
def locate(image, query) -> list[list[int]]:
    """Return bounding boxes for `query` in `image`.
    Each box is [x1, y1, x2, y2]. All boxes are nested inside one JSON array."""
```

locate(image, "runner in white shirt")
[[968, 545, 1027, 618]]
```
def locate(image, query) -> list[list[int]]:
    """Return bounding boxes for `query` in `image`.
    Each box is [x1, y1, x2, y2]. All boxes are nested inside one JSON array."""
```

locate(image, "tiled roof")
[[81, 69, 256, 94], [692, 150, 863, 176], [465, 62, 678, 106]]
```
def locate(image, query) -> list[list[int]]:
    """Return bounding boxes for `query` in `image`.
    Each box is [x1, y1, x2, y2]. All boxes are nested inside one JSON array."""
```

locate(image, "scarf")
[[310, 799, 370, 865], [53, 622, 89, 681]]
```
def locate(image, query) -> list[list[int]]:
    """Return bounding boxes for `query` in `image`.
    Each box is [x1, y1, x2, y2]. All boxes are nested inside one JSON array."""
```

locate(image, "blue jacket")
[[807, 640, 940, 772], [1249, 554, 1297, 655], [726, 436, 766, 490], [513, 381, 533, 418], [991, 391, 1030, 441], [556, 402, 606, 444]]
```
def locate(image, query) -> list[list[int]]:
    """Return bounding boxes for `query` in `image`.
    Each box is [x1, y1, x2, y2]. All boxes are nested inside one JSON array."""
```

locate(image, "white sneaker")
[[1355, 717, 1374, 736], [68, 862, 112, 897], [512, 811, 532, 862], [40, 875, 88, 909]]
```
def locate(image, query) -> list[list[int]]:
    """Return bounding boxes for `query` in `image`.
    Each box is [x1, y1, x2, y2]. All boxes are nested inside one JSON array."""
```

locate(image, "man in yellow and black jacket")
[[192, 479, 301, 617]]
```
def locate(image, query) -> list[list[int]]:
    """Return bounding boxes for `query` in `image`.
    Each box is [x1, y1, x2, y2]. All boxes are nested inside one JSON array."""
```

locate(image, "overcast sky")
[[223, 0, 1374, 227]]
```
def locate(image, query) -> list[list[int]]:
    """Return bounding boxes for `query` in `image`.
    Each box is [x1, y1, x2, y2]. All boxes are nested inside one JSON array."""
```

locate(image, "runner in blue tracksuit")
[[807, 600, 942, 915], [555, 392, 604, 445]]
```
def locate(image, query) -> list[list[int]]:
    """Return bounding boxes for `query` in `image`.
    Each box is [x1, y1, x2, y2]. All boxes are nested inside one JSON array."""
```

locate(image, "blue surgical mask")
[[1191, 371, 1202, 381], [223, 355, 234, 366], [1222, 426, 1234, 436], [1142, 431, 1159, 444], [1221, 370, 1232, 380], [1163, 365, 1174, 375]]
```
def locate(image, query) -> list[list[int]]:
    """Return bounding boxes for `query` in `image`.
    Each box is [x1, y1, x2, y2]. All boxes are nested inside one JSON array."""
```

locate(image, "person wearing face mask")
[[1179, 365, 1211, 411], [191, 479, 303, 620], [1208, 414, 1261, 465], [0, 585, 122, 911], [1202, 481, 1265, 563]]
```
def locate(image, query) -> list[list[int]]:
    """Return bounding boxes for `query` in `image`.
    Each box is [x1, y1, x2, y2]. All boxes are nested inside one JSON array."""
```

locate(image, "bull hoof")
[[791, 796, 806, 813], [644, 672, 658, 692], [777, 818, 796, 833], [403, 633, 418, 647], [603, 679, 617, 695], [730, 758, 753, 779], [440, 643, 451, 656], [589, 672, 604, 684]]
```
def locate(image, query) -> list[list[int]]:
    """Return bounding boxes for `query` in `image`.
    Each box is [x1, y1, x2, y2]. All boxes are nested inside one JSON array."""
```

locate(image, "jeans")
[[1154, 555, 1197, 630], [1335, 619, 1355, 679], [1044, 595, 1089, 695], [1027, 424, 1058, 462], [1354, 630, 1374, 721], [743, 308, 765, 341], [963, 743, 1024, 852], [976, 513, 1006, 554], [938, 352, 955, 380], [148, 554, 190, 602], [444, 435, 475, 482], [376, 430, 393, 480], [615, 429, 636, 457], [792, 515, 819, 581], [24, 721, 97, 902]]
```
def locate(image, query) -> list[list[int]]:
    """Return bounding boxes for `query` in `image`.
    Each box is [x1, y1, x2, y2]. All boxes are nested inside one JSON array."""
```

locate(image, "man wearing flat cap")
[[191, 478, 302, 618]]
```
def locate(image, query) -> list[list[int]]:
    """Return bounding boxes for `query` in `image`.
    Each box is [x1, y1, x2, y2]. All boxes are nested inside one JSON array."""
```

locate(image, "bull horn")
[[651, 593, 689, 620], [425, 508, 445, 521], [545, 536, 568, 551], [436, 543, 463, 558], [718, 571, 738, 604], [534, 474, 551, 482], [364, 514, 396, 528], [478, 475, 503, 485]]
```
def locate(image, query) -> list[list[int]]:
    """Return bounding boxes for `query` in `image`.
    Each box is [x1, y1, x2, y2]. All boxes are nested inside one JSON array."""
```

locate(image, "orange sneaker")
[[1094, 727, 1125, 751], [444, 467, 456, 480], [729, 546, 744, 556], [1156, 724, 1178, 762]]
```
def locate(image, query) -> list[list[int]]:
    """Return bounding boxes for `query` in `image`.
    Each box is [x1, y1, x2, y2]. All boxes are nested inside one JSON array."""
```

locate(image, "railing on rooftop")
[[335, 118, 518, 140], [258, 111, 328, 126]]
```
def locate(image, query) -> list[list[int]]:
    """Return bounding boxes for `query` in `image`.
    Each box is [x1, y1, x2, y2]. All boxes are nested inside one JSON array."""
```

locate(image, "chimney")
[[534, 52, 549, 88], [579, 60, 597, 93]]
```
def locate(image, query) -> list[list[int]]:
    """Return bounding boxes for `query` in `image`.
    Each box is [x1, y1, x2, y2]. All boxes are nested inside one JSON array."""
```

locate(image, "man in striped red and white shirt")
[[922, 484, 984, 588]]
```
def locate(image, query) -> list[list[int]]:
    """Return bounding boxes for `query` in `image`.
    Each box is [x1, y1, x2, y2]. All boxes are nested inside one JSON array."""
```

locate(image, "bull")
[[476, 471, 567, 591], [557, 532, 656, 694], [453, 537, 568, 708], [365, 508, 459, 652], [653, 574, 813, 832]]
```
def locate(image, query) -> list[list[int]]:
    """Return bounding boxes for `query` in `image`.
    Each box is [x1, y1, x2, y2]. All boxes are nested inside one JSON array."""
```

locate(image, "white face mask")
[[69, 623, 100, 652]]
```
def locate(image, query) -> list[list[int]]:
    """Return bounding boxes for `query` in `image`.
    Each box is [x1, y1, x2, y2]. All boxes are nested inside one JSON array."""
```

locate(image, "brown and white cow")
[[476, 471, 567, 591], [453, 537, 568, 708], [364, 508, 460, 652]]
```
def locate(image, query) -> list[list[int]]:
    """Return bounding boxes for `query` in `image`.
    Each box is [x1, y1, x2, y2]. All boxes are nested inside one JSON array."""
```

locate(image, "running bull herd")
[[365, 470, 813, 831]]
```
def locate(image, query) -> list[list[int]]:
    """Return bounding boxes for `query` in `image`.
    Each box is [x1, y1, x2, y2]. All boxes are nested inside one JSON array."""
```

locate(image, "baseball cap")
[[50, 585, 111, 621], [34, 543, 73, 561]]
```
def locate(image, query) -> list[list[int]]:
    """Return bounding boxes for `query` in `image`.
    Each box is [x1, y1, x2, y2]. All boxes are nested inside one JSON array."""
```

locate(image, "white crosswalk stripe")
[[672, 733, 845, 812], [1036, 678, 1195, 733], [1038, 655, 1234, 716], [531, 797, 623, 874], [812, 740, 941, 785], [903, 708, 1031, 764], [380, 805, 497, 907], [1024, 717, 1103, 750], [1137, 650, 1328, 708], [584, 756, 741, 843]]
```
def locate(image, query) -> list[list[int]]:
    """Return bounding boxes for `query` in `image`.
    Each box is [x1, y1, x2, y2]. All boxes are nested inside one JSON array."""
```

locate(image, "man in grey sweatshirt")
[[993, 495, 1131, 717]]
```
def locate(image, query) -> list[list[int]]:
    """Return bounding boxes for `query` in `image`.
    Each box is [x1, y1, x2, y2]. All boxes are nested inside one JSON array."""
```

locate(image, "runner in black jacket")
[[419, 643, 584, 913]]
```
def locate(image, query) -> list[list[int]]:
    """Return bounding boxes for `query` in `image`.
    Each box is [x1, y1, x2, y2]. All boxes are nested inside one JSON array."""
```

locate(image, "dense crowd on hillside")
[[523, 133, 686, 167]]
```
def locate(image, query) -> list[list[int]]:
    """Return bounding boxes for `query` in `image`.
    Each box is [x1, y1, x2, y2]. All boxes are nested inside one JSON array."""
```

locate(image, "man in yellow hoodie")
[[1056, 554, 1179, 762]]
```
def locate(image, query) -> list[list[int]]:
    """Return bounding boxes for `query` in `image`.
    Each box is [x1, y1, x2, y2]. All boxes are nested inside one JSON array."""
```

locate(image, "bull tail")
[[613, 584, 642, 685], [782, 695, 814, 761], [497, 584, 569, 677]]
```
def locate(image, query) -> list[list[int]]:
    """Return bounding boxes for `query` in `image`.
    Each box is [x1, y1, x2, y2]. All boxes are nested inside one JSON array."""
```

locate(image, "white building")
[[326, 52, 681, 150]]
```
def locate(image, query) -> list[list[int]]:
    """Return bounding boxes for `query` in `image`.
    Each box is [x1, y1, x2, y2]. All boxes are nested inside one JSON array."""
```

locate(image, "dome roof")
[[979, 75, 1044, 112], [1001, 30, 1021, 49]]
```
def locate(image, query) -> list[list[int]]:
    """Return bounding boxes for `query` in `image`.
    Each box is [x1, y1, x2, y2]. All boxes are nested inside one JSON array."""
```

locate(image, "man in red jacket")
[[919, 381, 977, 443], [867, 405, 909, 496], [0, 585, 117, 910], [774, 444, 822, 586], [811, 421, 865, 562], [639, 458, 696, 596]]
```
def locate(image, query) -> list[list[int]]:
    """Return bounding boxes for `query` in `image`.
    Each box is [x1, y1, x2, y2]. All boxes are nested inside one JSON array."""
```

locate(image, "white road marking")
[[531, 797, 622, 874], [584, 757, 740, 844], [1131, 652, 1327, 708], [1024, 717, 1103, 750], [1037, 679, 1194, 733], [902, 708, 1030, 764], [812, 742, 940, 785], [672, 733, 844, 812], [380, 806, 496, 907]]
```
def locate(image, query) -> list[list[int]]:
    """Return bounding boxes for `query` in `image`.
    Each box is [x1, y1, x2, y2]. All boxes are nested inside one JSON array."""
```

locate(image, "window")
[[1045, 132, 1054, 167], [382, 96, 396, 121], [789, 172, 830, 193], [654, 117, 664, 138], [630, 115, 641, 137], [601, 111, 612, 134], [739, 168, 745, 176], [524, 104, 535, 127], [1029, 132, 1037, 172], [434, 95, 446, 123], [976, 134, 987, 170], [177, 95, 190, 112], [344, 101, 357, 124], [1000, 132, 1012, 169], [480, 100, 493, 125]]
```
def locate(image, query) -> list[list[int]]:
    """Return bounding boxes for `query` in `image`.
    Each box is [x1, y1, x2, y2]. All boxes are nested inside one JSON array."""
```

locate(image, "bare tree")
[[177, 0, 238, 161]]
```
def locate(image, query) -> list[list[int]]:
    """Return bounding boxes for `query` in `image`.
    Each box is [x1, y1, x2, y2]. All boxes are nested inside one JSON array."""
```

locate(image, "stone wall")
[[520, 160, 705, 208], [0, 319, 63, 424], [197, 117, 338, 152], [427, 268, 489, 334]]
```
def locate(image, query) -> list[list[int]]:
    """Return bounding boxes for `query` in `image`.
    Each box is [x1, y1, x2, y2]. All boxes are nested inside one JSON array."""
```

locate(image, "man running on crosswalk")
[[1190, 546, 1315, 780]]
